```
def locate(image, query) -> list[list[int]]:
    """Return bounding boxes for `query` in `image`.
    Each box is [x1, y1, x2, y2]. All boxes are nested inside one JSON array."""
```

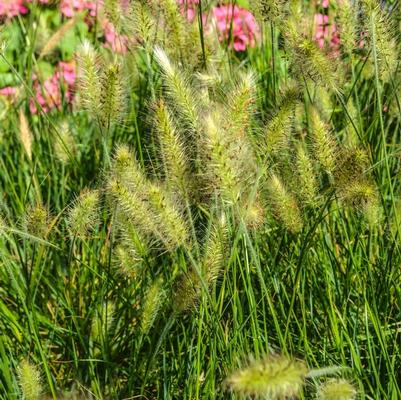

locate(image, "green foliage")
[[1, 0, 401, 399]]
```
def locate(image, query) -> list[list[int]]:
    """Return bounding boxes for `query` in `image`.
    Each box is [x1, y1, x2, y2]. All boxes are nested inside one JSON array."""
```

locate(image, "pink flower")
[[30, 75, 62, 114], [0, 0, 28, 18], [314, 13, 340, 56], [177, 0, 199, 22], [0, 86, 17, 96], [209, 5, 259, 52], [59, 61, 76, 87], [60, 0, 98, 17], [29, 61, 76, 114], [102, 20, 129, 53]]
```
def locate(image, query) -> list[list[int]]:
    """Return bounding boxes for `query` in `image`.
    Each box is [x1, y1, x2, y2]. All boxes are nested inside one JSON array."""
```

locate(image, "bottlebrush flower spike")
[[67, 189, 100, 238], [318, 379, 357, 400], [17, 359, 42, 400], [225, 353, 308, 399]]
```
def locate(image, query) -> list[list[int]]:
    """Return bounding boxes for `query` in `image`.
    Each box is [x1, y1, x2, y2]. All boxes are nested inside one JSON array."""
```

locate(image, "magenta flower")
[[209, 5, 259, 52], [0, 86, 17, 96], [59, 61, 76, 87], [102, 20, 129, 54], [177, 0, 199, 22], [29, 61, 76, 114], [0, 0, 28, 18], [60, 0, 98, 17], [314, 13, 340, 55]]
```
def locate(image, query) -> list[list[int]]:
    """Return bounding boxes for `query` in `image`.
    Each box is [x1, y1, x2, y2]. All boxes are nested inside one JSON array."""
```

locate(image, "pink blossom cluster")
[[0, 0, 27, 18], [178, 1, 259, 52], [60, 0, 98, 17], [0, 61, 76, 113], [29, 61, 76, 114], [313, 0, 340, 55], [102, 19, 130, 53], [210, 4, 260, 52], [60, 0, 129, 53], [314, 13, 340, 54], [0, 86, 17, 97], [0, 0, 127, 53], [177, 0, 199, 22]]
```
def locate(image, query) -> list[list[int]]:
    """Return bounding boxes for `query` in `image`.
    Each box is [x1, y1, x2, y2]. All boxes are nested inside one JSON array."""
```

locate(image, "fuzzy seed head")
[[296, 144, 318, 207], [19, 109, 32, 161], [364, 0, 398, 82], [54, 121, 77, 164], [225, 354, 307, 399], [91, 302, 115, 344], [141, 277, 165, 334], [67, 189, 100, 238], [250, 0, 289, 23], [113, 243, 142, 279], [24, 203, 51, 238], [318, 379, 357, 400], [153, 100, 190, 196], [310, 107, 336, 175], [336, 0, 358, 57], [287, 32, 341, 93], [203, 217, 227, 284], [130, 0, 156, 47], [17, 359, 42, 400], [265, 87, 299, 156], [154, 46, 199, 132], [225, 71, 257, 136], [100, 62, 125, 127], [104, 0, 123, 31], [146, 184, 189, 250], [77, 41, 101, 116], [204, 114, 242, 203], [267, 173, 303, 233], [173, 268, 202, 312], [243, 198, 266, 230], [107, 178, 159, 240]]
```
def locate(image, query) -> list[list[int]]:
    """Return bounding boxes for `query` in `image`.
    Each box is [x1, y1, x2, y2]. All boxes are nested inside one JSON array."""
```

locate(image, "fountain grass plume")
[[225, 353, 308, 399], [267, 173, 303, 233], [54, 121, 77, 164], [24, 203, 51, 238], [146, 183, 190, 250], [113, 243, 142, 279], [67, 189, 100, 238], [310, 106, 336, 176], [364, 0, 398, 82], [285, 20, 342, 93], [296, 143, 318, 207], [250, 0, 290, 24], [153, 100, 191, 198], [203, 113, 242, 204], [264, 86, 299, 156], [99, 61, 126, 129], [129, 0, 156, 48], [318, 379, 357, 400], [17, 359, 42, 400], [109, 145, 189, 251], [18, 109, 32, 162], [77, 41, 101, 118], [335, 0, 358, 58], [225, 71, 257, 137], [141, 277, 165, 334], [154, 46, 199, 133]]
